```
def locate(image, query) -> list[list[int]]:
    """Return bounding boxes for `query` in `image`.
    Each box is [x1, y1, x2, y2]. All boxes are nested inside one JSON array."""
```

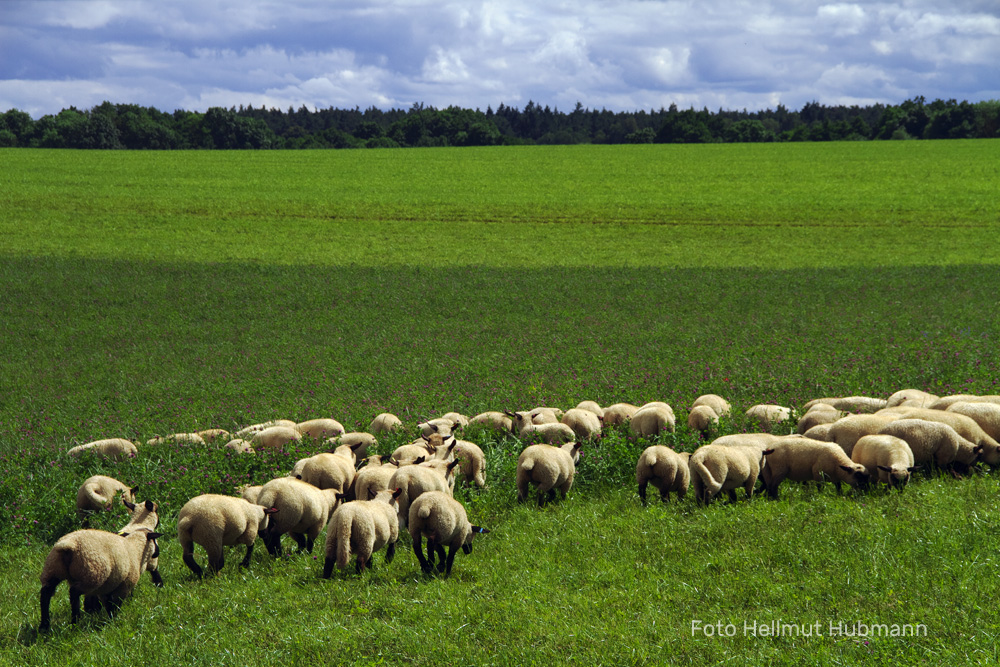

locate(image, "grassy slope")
[[2, 142, 1000, 665]]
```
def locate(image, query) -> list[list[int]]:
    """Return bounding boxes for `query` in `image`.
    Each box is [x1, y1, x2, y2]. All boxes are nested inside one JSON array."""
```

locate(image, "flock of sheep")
[[39, 388, 1000, 631]]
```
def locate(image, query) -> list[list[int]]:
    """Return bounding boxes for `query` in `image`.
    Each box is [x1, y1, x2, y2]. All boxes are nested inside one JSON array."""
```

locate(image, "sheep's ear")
[[392, 487, 403, 499], [123, 500, 136, 511], [430, 423, 439, 433], [907, 466, 920, 472], [414, 456, 426, 465], [503, 410, 515, 418], [387, 457, 399, 466], [452, 421, 461, 430], [367, 488, 377, 500], [144, 500, 155, 512], [129, 485, 140, 495], [472, 526, 489, 534], [336, 492, 349, 502], [350, 442, 364, 451], [877, 465, 891, 472], [421, 432, 430, 442], [762, 448, 775, 456], [839, 465, 853, 472], [296, 474, 303, 480], [146, 532, 163, 541], [447, 459, 461, 472], [975, 445, 984, 453], [264, 507, 279, 515]]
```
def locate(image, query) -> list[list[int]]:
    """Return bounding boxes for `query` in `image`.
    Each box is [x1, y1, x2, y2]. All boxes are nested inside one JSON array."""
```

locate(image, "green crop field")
[[2, 142, 999, 666]]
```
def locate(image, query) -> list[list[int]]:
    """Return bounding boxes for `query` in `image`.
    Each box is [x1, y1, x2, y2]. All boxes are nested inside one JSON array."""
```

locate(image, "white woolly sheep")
[[877, 419, 980, 473], [369, 412, 404, 434], [440, 412, 470, 428], [744, 404, 792, 431], [603, 403, 639, 427], [38, 527, 162, 631], [639, 401, 676, 420], [803, 423, 834, 441], [516, 442, 582, 506], [353, 456, 401, 500], [119, 499, 163, 588], [760, 437, 870, 499], [796, 405, 843, 434], [322, 487, 402, 576], [67, 438, 138, 461], [946, 401, 1000, 441], [692, 394, 732, 417], [176, 494, 278, 576], [237, 484, 263, 504], [802, 396, 887, 413], [885, 389, 939, 408], [689, 444, 766, 504], [629, 405, 676, 438], [76, 476, 137, 524], [881, 407, 1000, 465], [575, 401, 605, 419], [325, 432, 378, 458], [233, 419, 297, 439], [933, 395, 1000, 410], [296, 418, 346, 441], [560, 408, 603, 441], [388, 458, 461, 528], [827, 414, 902, 456], [223, 438, 255, 454], [453, 439, 487, 488], [687, 405, 719, 434], [291, 443, 364, 495], [851, 435, 917, 488], [530, 407, 564, 423], [635, 446, 690, 504], [255, 477, 342, 556], [468, 411, 513, 433], [196, 428, 231, 444], [250, 425, 303, 450], [409, 491, 489, 577], [505, 411, 576, 444], [418, 418, 463, 438], [146, 432, 206, 447]]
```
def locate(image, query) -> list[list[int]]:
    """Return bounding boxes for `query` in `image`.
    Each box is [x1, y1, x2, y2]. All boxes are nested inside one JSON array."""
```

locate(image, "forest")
[[1, 96, 997, 150]]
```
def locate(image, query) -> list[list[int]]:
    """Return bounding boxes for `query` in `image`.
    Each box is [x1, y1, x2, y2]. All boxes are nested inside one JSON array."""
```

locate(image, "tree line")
[[1, 97, 997, 150]]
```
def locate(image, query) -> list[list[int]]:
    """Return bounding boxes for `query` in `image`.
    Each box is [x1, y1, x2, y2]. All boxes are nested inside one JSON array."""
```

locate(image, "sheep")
[[250, 425, 303, 450], [635, 446, 690, 504], [932, 395, 1000, 410], [67, 438, 137, 461], [296, 418, 346, 441], [687, 405, 719, 434], [575, 400, 605, 419], [176, 494, 279, 577], [38, 527, 162, 631], [76, 476, 137, 524], [119, 499, 163, 588], [602, 403, 639, 427], [688, 444, 767, 504], [744, 404, 792, 431], [196, 428, 231, 444], [369, 412, 404, 434], [237, 484, 263, 504], [877, 419, 980, 473], [145, 432, 206, 447], [440, 412, 470, 428], [353, 456, 401, 501], [223, 438, 255, 454], [233, 419, 297, 440], [803, 423, 834, 441], [322, 488, 402, 576], [879, 407, 1000, 465], [255, 477, 342, 556], [418, 418, 462, 438], [692, 394, 731, 417], [468, 411, 513, 433], [290, 443, 364, 495], [505, 411, 576, 444], [388, 459, 461, 528], [560, 408, 603, 441], [452, 439, 487, 488], [409, 491, 489, 577], [325, 432, 378, 458], [885, 389, 939, 409], [760, 437, 870, 499], [628, 405, 675, 439], [639, 401, 676, 420], [802, 396, 887, 413], [851, 435, 917, 488], [796, 404, 843, 434], [946, 402, 1000, 441], [516, 442, 582, 506], [391, 434, 454, 465], [827, 414, 902, 456], [530, 407, 564, 423]]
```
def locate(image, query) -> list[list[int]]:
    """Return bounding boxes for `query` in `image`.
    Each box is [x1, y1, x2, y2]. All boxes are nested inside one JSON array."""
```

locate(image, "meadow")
[[1, 141, 999, 665]]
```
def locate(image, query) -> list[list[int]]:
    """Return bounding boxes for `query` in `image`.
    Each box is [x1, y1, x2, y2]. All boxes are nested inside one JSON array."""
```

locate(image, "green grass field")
[[2, 142, 999, 665]]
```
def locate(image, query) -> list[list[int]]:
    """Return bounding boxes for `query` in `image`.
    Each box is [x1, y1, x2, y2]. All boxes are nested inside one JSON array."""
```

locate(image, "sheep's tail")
[[417, 504, 433, 521], [690, 457, 721, 501], [521, 458, 536, 473], [642, 450, 658, 468], [176, 515, 194, 555], [333, 512, 352, 570]]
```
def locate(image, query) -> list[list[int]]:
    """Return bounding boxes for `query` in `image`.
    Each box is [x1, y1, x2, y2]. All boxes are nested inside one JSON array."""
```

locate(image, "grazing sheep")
[[322, 488, 402, 576], [689, 444, 767, 504], [291, 443, 364, 495], [468, 411, 513, 433], [391, 440, 438, 466], [255, 477, 342, 556], [877, 419, 980, 472], [353, 456, 400, 501], [946, 402, 1000, 442], [196, 429, 232, 444], [440, 412, 470, 428], [692, 394, 731, 417], [639, 401, 676, 420], [796, 405, 843, 434], [803, 423, 834, 441], [223, 438, 255, 454], [234, 419, 297, 440], [932, 395, 1000, 410], [418, 418, 462, 438], [237, 485, 263, 504], [885, 389, 939, 409], [881, 407, 1000, 465], [250, 425, 303, 450], [851, 435, 917, 488], [296, 418, 346, 441], [119, 499, 163, 587], [38, 527, 162, 631], [146, 432, 206, 447], [687, 405, 719, 434], [635, 446, 690, 504], [560, 408, 603, 441], [760, 437, 870, 499], [827, 414, 902, 456], [325, 432, 378, 458], [506, 411, 576, 444], [453, 439, 487, 488], [802, 396, 887, 413], [409, 491, 489, 577], [67, 438, 137, 461], [530, 407, 564, 423], [744, 404, 792, 431], [369, 412, 404, 434], [176, 494, 278, 577], [516, 442, 582, 506], [603, 403, 639, 427], [709, 433, 783, 453], [575, 401, 605, 419], [629, 405, 676, 439], [76, 476, 137, 524], [388, 458, 461, 528]]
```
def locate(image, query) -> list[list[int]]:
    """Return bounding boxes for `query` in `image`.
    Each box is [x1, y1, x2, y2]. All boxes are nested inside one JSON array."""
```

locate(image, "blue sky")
[[2, 0, 998, 118]]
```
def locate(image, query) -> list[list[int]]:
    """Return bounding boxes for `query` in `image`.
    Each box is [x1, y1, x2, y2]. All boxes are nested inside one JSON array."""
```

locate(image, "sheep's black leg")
[[149, 568, 163, 587], [69, 586, 83, 624], [385, 541, 396, 565], [434, 543, 448, 573], [322, 556, 335, 579], [83, 594, 101, 614], [413, 535, 432, 573], [39, 581, 59, 631], [638, 481, 648, 505], [183, 553, 204, 578], [240, 544, 254, 569], [209, 553, 225, 574], [289, 532, 307, 552], [444, 545, 459, 577]]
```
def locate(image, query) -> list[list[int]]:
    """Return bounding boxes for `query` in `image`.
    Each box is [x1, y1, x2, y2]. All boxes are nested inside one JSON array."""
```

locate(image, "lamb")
[[452, 439, 487, 488], [530, 407, 564, 423], [802, 396, 887, 413], [516, 442, 582, 506], [223, 438, 255, 454], [628, 405, 676, 438], [851, 435, 917, 488], [602, 403, 639, 427], [879, 407, 1000, 465], [639, 401, 676, 420], [234, 419, 297, 439], [692, 394, 731, 417], [353, 456, 400, 500], [744, 404, 792, 431], [468, 411, 513, 433], [635, 446, 690, 504], [418, 418, 462, 438], [176, 494, 279, 577], [250, 425, 303, 450], [67, 438, 138, 461], [388, 458, 461, 528], [560, 408, 603, 441], [237, 484, 263, 504], [505, 411, 576, 444], [946, 402, 1000, 441], [296, 418, 346, 441], [325, 432, 378, 458], [76, 476, 137, 524], [119, 499, 163, 588], [255, 477, 342, 556], [827, 414, 902, 456], [391, 434, 454, 465], [145, 432, 206, 447], [688, 444, 767, 504], [687, 405, 719, 434], [289, 443, 364, 495], [760, 437, 870, 499], [369, 412, 404, 434], [932, 395, 1000, 410], [38, 527, 162, 631], [322, 488, 402, 576], [885, 389, 939, 408], [803, 423, 834, 441], [409, 491, 489, 577], [575, 401, 605, 419], [877, 419, 980, 472], [796, 404, 843, 434]]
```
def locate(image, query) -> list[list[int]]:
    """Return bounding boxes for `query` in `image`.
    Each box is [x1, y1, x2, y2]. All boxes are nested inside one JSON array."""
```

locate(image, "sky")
[[2, 0, 999, 118]]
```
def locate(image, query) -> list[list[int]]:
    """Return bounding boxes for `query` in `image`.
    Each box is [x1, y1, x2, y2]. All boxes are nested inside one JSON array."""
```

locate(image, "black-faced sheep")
[[560, 407, 603, 441], [575, 400, 605, 419], [760, 437, 869, 499], [250, 425, 303, 450], [369, 412, 404, 434], [506, 411, 576, 444], [353, 455, 400, 500], [322, 488, 401, 576], [326, 432, 378, 458], [878, 419, 980, 473], [468, 411, 513, 433], [851, 435, 917, 488], [885, 389, 939, 409], [408, 491, 488, 577], [827, 414, 902, 456], [291, 443, 364, 496], [176, 494, 278, 576], [744, 404, 793, 431], [76, 476, 137, 524], [687, 405, 719, 434], [296, 418, 346, 441], [388, 458, 461, 528], [802, 396, 887, 413], [255, 477, 342, 556], [635, 446, 690, 504], [689, 443, 767, 504], [453, 439, 487, 488], [67, 438, 138, 461], [603, 403, 639, 427], [145, 432, 205, 447], [692, 394, 731, 417], [516, 442, 582, 506], [946, 402, 1000, 442], [628, 405, 676, 439]]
